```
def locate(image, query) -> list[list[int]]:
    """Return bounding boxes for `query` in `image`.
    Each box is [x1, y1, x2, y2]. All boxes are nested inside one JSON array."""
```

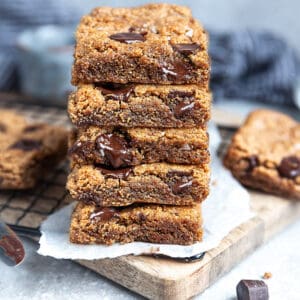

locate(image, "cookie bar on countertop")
[[70, 201, 203, 245], [0, 110, 68, 189], [67, 163, 210, 206], [68, 84, 211, 128], [72, 4, 209, 85], [69, 126, 209, 167], [223, 109, 300, 199]]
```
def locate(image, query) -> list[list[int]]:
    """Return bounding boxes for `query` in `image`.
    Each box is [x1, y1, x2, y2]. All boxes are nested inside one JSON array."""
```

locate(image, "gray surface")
[[1, 220, 299, 300]]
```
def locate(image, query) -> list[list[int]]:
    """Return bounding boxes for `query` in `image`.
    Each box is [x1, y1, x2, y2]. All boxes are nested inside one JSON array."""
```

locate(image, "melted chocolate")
[[161, 60, 192, 82], [109, 32, 146, 44], [172, 43, 200, 55], [10, 139, 42, 151], [128, 27, 148, 36], [167, 90, 196, 118], [23, 124, 44, 132], [90, 207, 119, 222], [0, 123, 6, 132], [98, 166, 133, 180], [278, 156, 300, 179], [96, 83, 134, 102], [68, 140, 93, 159], [0, 227, 25, 266], [96, 133, 132, 168], [167, 170, 194, 195], [168, 90, 194, 99], [246, 155, 259, 172], [173, 102, 195, 118]]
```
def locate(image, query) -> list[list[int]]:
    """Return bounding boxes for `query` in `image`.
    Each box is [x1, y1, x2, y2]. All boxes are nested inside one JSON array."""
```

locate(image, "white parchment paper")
[[38, 124, 253, 259]]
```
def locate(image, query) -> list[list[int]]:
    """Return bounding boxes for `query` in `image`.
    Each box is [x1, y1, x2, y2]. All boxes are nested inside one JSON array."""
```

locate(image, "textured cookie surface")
[[72, 4, 209, 85], [0, 110, 68, 189], [69, 84, 211, 128], [70, 201, 203, 245], [224, 109, 300, 199], [67, 163, 210, 206], [69, 126, 209, 167]]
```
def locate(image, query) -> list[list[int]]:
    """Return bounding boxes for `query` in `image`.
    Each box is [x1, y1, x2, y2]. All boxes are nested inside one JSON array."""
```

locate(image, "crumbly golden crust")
[[223, 109, 300, 199], [0, 110, 68, 189], [69, 125, 209, 167], [72, 4, 210, 85], [70, 201, 203, 245], [68, 84, 211, 128], [67, 163, 210, 206]]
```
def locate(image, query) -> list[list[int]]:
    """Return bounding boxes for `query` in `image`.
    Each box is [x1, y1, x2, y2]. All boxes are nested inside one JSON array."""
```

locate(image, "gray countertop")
[[1, 220, 299, 300]]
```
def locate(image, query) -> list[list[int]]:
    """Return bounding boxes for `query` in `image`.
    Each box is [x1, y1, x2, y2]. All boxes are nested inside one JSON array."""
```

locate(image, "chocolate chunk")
[[96, 83, 134, 102], [10, 139, 42, 151], [68, 140, 93, 158], [128, 27, 148, 36], [167, 90, 196, 118], [167, 170, 193, 195], [246, 155, 259, 172], [173, 101, 195, 118], [109, 32, 146, 44], [0, 123, 6, 132], [278, 156, 300, 179], [0, 233, 25, 266], [172, 43, 200, 55], [161, 60, 193, 82], [168, 90, 194, 99], [98, 166, 133, 180], [96, 133, 132, 168], [90, 207, 119, 222], [236, 280, 269, 300], [23, 124, 45, 132]]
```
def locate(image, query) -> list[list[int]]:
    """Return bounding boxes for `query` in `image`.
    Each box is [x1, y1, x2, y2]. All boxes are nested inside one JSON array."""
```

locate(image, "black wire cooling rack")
[[0, 100, 72, 235]]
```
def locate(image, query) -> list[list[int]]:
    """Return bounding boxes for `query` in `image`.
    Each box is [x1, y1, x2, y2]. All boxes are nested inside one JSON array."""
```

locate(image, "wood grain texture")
[[78, 192, 300, 300]]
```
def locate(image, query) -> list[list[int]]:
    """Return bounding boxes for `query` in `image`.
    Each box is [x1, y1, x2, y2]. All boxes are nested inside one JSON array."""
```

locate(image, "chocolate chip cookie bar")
[[0, 110, 68, 189], [67, 163, 210, 206], [69, 126, 209, 167], [72, 4, 209, 85], [70, 201, 203, 245], [68, 84, 211, 128], [224, 109, 300, 199]]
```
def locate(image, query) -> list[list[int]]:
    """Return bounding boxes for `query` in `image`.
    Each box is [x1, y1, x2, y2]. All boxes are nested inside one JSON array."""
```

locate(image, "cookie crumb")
[[262, 272, 272, 279], [212, 179, 218, 186]]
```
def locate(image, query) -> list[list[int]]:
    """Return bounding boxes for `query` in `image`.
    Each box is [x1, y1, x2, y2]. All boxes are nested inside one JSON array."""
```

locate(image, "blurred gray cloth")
[[209, 30, 300, 106], [0, 1, 299, 107]]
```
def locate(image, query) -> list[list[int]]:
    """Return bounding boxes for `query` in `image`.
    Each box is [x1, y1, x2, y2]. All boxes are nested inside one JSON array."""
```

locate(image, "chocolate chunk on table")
[[236, 280, 269, 300]]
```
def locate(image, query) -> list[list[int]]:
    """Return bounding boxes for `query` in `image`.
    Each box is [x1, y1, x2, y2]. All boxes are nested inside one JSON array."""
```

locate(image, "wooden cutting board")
[[77, 192, 300, 300]]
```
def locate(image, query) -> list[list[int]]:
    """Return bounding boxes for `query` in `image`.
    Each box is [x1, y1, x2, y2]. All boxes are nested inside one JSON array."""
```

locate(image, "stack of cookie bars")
[[67, 4, 211, 245]]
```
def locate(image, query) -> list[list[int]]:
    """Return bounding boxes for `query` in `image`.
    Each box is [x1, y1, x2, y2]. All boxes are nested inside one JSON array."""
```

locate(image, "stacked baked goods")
[[67, 4, 211, 245]]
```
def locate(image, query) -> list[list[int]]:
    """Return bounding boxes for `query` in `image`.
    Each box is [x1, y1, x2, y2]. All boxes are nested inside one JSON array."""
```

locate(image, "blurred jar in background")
[[17, 26, 75, 106]]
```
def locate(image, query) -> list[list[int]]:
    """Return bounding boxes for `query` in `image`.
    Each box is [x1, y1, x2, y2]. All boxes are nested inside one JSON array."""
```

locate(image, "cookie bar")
[[224, 109, 300, 199], [72, 4, 209, 85], [68, 84, 211, 128], [70, 201, 203, 245], [0, 110, 68, 189], [67, 163, 210, 206], [69, 126, 209, 167]]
